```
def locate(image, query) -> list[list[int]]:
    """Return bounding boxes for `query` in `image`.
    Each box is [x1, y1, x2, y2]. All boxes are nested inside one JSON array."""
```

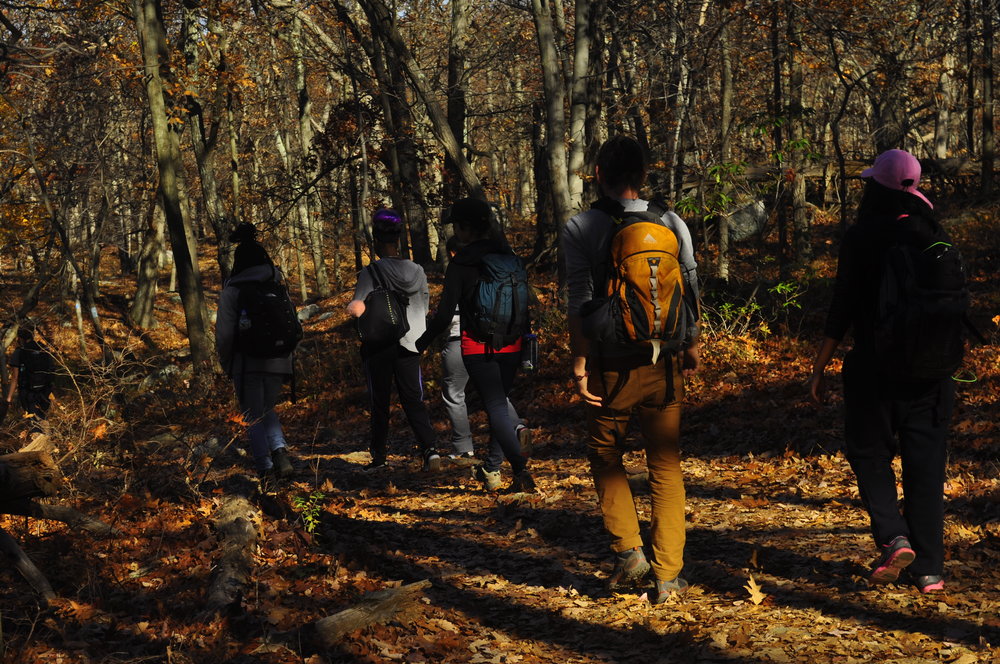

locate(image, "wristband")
[[573, 373, 589, 383]]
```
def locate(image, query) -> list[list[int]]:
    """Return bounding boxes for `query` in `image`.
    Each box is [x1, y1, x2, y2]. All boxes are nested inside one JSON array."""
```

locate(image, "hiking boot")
[[473, 465, 502, 492], [912, 574, 945, 594], [509, 470, 536, 494], [363, 458, 388, 473], [516, 425, 533, 457], [870, 535, 916, 584], [271, 447, 294, 479], [422, 452, 442, 472], [650, 576, 689, 604], [607, 547, 651, 590]]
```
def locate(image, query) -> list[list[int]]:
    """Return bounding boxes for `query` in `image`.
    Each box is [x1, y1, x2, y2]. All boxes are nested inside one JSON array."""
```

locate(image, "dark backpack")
[[580, 199, 692, 351], [465, 252, 529, 350], [873, 214, 969, 381], [234, 267, 303, 359], [356, 262, 410, 347], [18, 347, 54, 392]]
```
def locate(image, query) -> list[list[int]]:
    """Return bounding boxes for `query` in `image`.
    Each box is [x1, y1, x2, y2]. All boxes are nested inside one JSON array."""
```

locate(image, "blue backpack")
[[465, 253, 529, 350]]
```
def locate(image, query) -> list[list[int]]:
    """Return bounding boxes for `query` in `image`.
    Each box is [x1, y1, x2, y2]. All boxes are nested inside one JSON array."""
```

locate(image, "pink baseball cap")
[[861, 149, 933, 209]]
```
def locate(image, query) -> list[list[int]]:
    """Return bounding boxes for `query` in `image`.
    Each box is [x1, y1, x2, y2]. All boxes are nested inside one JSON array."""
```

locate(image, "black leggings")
[[464, 352, 526, 474], [363, 344, 438, 462]]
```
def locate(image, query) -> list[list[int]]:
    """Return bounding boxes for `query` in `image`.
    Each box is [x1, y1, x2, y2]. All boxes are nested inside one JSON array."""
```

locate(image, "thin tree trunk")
[[133, 0, 214, 369], [444, 0, 471, 203], [718, 19, 733, 282], [982, 0, 995, 195], [787, 2, 810, 264], [532, 0, 573, 229]]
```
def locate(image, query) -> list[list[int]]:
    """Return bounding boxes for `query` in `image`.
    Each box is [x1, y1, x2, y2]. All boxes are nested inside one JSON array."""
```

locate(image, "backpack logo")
[[580, 201, 691, 350], [466, 253, 529, 350], [235, 270, 303, 359], [873, 215, 969, 381]]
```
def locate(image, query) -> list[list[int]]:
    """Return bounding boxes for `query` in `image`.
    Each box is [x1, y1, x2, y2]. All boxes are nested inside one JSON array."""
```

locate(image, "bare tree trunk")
[[935, 52, 958, 159], [982, 0, 995, 195], [289, 16, 332, 297], [787, 2, 810, 264], [567, 0, 598, 213], [351, 0, 484, 199], [444, 0, 471, 203], [133, 0, 214, 369], [182, 3, 232, 282], [965, 0, 977, 153], [532, 0, 573, 229], [718, 19, 733, 282]]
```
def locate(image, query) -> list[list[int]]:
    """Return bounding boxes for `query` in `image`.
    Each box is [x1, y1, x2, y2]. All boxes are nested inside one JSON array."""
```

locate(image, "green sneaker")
[[607, 547, 650, 590], [473, 465, 501, 492], [650, 576, 689, 604]]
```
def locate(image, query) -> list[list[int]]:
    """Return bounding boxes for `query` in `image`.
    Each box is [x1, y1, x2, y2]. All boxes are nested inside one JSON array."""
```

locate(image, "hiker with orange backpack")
[[562, 135, 700, 604]]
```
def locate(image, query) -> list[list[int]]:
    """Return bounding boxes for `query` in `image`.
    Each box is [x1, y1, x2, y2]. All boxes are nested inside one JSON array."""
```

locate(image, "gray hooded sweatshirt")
[[352, 257, 429, 353]]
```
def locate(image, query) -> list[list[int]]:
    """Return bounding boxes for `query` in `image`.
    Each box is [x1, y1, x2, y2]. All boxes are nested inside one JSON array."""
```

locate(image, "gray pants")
[[441, 339, 520, 455], [235, 372, 289, 473]]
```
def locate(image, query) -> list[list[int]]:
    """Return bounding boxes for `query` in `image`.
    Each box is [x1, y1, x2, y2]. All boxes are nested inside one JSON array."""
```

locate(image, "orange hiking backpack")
[[580, 199, 690, 350]]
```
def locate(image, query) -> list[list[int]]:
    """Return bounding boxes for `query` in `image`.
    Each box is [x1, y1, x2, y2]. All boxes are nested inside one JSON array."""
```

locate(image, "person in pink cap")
[[808, 149, 963, 594]]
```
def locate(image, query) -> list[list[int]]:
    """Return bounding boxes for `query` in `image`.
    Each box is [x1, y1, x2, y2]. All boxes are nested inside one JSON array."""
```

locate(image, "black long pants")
[[363, 343, 437, 462], [463, 352, 526, 474], [843, 351, 955, 577]]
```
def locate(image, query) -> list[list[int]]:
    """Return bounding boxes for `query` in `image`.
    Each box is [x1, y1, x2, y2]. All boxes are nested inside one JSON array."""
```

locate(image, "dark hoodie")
[[824, 181, 938, 352], [417, 238, 522, 353]]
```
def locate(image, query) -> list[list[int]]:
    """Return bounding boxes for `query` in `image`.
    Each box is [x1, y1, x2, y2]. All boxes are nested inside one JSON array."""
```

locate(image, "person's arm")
[[417, 263, 463, 351], [347, 267, 374, 318], [808, 337, 840, 404], [5, 367, 18, 402], [562, 217, 604, 406], [668, 211, 702, 377]]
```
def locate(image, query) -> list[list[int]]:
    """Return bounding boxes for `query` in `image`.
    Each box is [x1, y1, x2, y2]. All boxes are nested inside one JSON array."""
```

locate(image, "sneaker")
[[913, 574, 945, 594], [271, 447, 294, 479], [422, 452, 442, 472], [448, 451, 477, 466], [516, 425, 533, 457], [363, 458, 388, 472], [509, 470, 536, 494], [607, 547, 651, 590], [473, 465, 502, 492], [650, 576, 689, 604], [870, 535, 916, 584]]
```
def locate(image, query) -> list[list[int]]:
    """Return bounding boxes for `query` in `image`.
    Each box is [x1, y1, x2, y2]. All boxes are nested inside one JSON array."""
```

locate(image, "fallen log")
[[314, 579, 432, 646], [205, 495, 260, 614], [0, 498, 120, 537], [0, 451, 62, 501], [19, 432, 57, 455], [0, 525, 55, 603]]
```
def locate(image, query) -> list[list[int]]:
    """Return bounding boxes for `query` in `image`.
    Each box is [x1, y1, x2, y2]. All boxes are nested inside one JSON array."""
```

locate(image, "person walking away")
[[562, 135, 701, 604], [417, 198, 534, 492], [439, 235, 532, 465], [216, 222, 299, 486], [347, 209, 441, 472], [5, 326, 55, 431], [809, 149, 964, 594]]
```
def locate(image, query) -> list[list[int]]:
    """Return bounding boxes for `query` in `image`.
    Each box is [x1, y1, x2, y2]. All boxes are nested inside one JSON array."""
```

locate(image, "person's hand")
[[572, 372, 603, 407], [808, 372, 826, 405], [681, 344, 700, 378], [347, 300, 366, 318]]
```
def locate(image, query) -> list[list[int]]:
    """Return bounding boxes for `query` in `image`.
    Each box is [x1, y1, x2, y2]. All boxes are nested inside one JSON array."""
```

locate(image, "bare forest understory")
[[1, 209, 999, 664]]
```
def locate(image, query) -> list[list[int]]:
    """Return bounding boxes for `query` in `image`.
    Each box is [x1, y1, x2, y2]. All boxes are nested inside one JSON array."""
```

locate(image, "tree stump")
[[314, 580, 432, 647]]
